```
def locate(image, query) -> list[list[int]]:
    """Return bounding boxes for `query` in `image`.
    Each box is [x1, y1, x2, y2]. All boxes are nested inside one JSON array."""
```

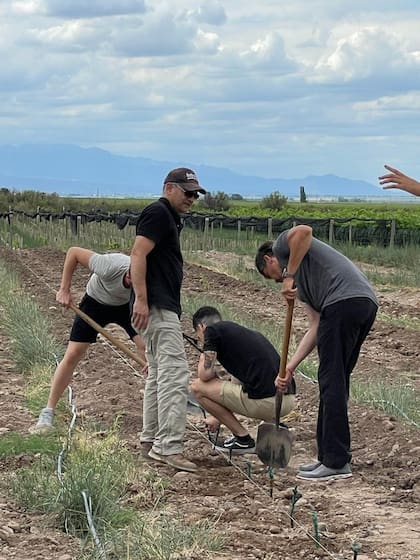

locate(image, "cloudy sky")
[[2, 0, 420, 183]]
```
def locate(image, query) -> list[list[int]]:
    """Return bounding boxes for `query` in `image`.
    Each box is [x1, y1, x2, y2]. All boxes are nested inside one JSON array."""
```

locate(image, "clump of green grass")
[[0, 431, 60, 458], [1, 293, 62, 372], [351, 378, 419, 427], [10, 428, 137, 535], [0, 263, 63, 373], [9, 455, 61, 512], [102, 514, 224, 560], [378, 312, 420, 332]]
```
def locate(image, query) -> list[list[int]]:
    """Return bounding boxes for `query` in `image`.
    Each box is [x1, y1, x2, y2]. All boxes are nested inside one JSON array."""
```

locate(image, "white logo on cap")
[[186, 172, 197, 181]]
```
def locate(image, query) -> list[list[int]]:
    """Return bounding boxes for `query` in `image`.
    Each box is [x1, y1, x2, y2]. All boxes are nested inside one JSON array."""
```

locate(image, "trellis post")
[[389, 219, 396, 247], [329, 219, 334, 244], [204, 217, 209, 250]]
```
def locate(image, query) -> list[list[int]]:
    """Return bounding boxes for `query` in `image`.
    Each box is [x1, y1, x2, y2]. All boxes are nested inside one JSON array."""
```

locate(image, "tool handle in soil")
[[69, 302, 146, 367], [275, 299, 295, 427]]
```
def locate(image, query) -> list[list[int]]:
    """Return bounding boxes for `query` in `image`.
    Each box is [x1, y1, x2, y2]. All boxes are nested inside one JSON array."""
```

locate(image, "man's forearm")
[[288, 328, 317, 371], [60, 248, 80, 290], [130, 252, 148, 302], [198, 351, 217, 381], [60, 247, 94, 291]]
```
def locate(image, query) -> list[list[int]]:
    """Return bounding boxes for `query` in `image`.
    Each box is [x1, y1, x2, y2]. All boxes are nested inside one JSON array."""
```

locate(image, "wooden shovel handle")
[[69, 302, 146, 367], [279, 299, 295, 380], [275, 299, 295, 427]]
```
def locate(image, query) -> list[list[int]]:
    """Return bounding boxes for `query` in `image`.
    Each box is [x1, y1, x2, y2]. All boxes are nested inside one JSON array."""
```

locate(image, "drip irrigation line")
[[82, 491, 107, 560], [296, 369, 318, 383]]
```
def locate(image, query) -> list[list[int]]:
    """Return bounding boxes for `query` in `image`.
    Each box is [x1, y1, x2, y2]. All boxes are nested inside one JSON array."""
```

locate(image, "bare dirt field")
[[0, 247, 419, 560]]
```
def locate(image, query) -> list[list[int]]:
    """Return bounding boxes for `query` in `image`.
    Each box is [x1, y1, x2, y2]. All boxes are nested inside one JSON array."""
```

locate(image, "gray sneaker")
[[29, 408, 54, 434], [297, 463, 352, 481], [298, 460, 322, 472]]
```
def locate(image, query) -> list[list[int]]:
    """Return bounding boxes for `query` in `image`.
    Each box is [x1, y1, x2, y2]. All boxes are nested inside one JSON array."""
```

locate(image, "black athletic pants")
[[316, 297, 377, 469]]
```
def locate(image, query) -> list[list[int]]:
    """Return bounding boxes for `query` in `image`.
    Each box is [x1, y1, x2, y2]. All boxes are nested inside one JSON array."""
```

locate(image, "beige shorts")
[[220, 381, 295, 423]]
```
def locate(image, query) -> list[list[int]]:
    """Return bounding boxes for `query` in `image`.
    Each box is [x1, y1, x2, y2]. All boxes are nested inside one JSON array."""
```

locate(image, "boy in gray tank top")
[[30, 247, 146, 434], [255, 225, 378, 481]]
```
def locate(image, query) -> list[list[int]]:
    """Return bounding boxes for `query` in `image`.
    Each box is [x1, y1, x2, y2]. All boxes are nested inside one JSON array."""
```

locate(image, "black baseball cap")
[[164, 167, 207, 194]]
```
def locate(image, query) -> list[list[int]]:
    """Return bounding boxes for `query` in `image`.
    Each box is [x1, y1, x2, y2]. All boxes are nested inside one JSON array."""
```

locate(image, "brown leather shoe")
[[148, 449, 197, 473], [140, 442, 153, 458]]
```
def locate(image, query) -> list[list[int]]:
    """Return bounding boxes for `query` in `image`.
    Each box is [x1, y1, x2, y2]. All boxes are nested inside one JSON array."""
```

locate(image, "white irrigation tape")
[[296, 368, 318, 383], [81, 491, 107, 560], [56, 384, 77, 485]]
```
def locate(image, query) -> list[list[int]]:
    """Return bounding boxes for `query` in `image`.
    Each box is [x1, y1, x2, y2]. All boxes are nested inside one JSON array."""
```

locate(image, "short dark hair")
[[192, 306, 222, 330], [255, 240, 274, 275]]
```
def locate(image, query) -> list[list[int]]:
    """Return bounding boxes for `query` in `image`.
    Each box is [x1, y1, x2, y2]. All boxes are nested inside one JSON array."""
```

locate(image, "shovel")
[[256, 299, 295, 468], [69, 302, 147, 368]]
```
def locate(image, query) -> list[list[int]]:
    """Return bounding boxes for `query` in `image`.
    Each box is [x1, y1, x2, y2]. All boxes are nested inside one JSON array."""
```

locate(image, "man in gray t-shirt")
[[255, 225, 378, 481], [30, 247, 145, 434]]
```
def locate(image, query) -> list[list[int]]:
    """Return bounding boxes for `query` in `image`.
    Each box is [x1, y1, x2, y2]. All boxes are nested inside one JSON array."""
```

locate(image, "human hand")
[[204, 415, 220, 433], [378, 165, 420, 197], [281, 277, 297, 301], [274, 366, 294, 393], [56, 288, 72, 308], [131, 299, 149, 331]]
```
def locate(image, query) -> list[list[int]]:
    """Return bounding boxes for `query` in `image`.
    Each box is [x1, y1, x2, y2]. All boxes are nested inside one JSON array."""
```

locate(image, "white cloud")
[[42, 0, 146, 18], [1, 0, 420, 182], [187, 2, 226, 26], [313, 27, 420, 83]]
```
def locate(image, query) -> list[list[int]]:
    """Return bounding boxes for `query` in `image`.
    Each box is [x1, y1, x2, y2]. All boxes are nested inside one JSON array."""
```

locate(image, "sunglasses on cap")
[[173, 183, 200, 199]]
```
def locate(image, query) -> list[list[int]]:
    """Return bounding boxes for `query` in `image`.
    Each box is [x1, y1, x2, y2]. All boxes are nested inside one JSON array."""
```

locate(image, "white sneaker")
[[297, 463, 352, 481], [29, 408, 54, 434]]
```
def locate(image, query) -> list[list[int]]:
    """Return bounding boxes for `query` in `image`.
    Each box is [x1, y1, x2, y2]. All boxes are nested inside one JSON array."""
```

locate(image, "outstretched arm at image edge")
[[378, 165, 420, 196]]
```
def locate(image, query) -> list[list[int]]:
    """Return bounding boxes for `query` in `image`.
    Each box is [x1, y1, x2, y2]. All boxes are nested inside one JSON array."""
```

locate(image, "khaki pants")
[[220, 381, 295, 422], [140, 308, 189, 455]]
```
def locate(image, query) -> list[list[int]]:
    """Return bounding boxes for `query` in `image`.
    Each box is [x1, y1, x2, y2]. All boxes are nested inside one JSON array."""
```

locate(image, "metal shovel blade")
[[256, 300, 295, 468], [256, 421, 293, 468]]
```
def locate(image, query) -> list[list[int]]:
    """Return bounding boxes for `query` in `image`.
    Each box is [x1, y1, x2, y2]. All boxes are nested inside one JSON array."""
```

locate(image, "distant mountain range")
[[0, 143, 400, 199]]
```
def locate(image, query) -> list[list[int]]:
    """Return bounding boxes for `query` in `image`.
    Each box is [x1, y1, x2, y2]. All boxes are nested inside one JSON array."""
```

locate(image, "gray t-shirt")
[[273, 231, 378, 312], [86, 253, 131, 306]]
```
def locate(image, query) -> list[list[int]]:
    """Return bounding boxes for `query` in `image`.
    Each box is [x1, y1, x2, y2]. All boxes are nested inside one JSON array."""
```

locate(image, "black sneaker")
[[215, 436, 256, 454]]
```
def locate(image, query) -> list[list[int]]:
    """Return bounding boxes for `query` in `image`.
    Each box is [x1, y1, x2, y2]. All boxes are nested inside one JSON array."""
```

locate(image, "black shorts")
[[70, 294, 137, 343]]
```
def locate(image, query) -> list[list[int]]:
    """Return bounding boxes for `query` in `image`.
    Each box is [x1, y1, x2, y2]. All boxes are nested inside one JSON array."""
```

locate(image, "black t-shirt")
[[135, 198, 183, 316], [203, 321, 296, 399]]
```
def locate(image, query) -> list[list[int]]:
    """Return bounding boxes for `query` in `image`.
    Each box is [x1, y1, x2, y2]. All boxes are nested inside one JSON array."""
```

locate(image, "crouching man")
[[190, 306, 296, 453]]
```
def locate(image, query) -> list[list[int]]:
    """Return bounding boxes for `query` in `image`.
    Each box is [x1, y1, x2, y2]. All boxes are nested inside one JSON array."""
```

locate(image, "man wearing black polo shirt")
[[190, 306, 296, 453], [130, 168, 206, 473]]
